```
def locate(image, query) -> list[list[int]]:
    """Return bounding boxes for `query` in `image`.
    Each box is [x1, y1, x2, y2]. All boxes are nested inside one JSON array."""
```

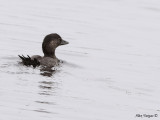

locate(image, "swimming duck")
[[18, 33, 69, 68]]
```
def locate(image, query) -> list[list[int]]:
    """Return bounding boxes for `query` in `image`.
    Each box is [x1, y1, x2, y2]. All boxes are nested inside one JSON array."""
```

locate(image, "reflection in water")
[[34, 109, 52, 114], [34, 76, 59, 114], [35, 101, 55, 105], [39, 85, 52, 89], [40, 66, 56, 77], [38, 80, 57, 96]]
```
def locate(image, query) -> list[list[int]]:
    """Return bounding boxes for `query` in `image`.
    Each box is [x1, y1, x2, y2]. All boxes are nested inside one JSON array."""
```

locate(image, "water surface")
[[0, 0, 160, 120]]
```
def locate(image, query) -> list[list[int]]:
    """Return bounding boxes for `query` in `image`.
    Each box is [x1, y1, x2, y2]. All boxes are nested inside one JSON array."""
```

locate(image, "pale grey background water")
[[0, 0, 160, 120]]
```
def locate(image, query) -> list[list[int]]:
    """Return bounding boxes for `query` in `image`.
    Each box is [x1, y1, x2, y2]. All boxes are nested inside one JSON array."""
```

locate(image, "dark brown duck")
[[19, 33, 69, 68]]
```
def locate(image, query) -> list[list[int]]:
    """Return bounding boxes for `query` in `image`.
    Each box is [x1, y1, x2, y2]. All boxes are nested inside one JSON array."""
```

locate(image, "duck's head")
[[42, 33, 69, 57]]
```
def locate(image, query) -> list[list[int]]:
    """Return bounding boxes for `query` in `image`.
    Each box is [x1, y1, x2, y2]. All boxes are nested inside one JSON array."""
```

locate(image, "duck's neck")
[[44, 49, 57, 59]]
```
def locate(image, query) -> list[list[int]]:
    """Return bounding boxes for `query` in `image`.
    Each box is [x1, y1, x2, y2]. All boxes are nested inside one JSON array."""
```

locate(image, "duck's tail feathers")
[[18, 55, 40, 68]]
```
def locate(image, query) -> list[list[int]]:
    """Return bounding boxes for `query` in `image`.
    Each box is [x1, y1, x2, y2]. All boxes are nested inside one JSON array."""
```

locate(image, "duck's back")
[[40, 57, 59, 67], [31, 55, 42, 61]]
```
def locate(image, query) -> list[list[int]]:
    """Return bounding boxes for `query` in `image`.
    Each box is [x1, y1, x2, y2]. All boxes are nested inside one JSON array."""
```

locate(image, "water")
[[0, 0, 160, 120]]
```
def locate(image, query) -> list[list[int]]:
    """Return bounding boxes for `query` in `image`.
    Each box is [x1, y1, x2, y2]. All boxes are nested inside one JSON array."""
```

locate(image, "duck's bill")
[[60, 39, 69, 45]]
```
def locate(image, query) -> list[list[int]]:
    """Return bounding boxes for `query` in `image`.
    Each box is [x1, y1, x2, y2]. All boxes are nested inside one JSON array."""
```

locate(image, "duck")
[[18, 33, 69, 68]]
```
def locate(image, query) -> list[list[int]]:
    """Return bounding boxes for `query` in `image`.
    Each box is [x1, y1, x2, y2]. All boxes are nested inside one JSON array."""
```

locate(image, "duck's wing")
[[18, 55, 40, 68]]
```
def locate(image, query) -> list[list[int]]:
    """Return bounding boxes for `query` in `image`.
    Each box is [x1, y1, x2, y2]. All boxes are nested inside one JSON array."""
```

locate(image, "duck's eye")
[[58, 38, 62, 41], [58, 38, 62, 44]]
